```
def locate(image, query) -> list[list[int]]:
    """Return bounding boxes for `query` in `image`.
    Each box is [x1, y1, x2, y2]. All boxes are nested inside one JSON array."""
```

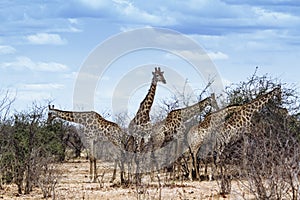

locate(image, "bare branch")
[[0, 89, 16, 121]]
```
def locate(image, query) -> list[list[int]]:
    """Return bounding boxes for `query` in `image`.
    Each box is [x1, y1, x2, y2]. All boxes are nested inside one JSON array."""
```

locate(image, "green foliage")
[[0, 106, 68, 194], [225, 68, 300, 116]]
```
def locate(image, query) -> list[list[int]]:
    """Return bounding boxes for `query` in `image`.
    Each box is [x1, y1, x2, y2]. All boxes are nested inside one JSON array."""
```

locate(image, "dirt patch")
[[0, 159, 252, 199]]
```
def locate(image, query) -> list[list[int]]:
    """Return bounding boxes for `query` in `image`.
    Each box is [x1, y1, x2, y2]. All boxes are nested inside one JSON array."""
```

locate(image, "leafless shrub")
[[216, 69, 300, 198], [96, 169, 106, 188], [0, 89, 15, 121], [36, 157, 61, 199], [236, 109, 300, 200], [0, 89, 15, 189]]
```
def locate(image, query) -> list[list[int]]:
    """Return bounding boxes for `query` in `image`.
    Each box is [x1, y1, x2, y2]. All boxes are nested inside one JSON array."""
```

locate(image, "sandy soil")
[[0, 159, 252, 200]]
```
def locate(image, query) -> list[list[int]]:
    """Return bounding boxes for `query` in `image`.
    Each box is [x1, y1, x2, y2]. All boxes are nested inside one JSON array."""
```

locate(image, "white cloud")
[[101, 76, 110, 81], [207, 51, 229, 60], [19, 83, 65, 90], [68, 18, 78, 24], [113, 0, 176, 26], [63, 71, 78, 79], [171, 50, 212, 62], [120, 25, 152, 32], [2, 56, 69, 72], [17, 91, 52, 101], [221, 78, 232, 87], [79, 0, 110, 9], [0, 45, 16, 54], [254, 7, 299, 27], [26, 33, 67, 45]]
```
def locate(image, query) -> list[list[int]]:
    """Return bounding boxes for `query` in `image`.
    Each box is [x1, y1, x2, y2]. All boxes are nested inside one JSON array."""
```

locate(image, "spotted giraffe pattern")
[[135, 93, 218, 174], [148, 93, 219, 152], [128, 67, 166, 140], [187, 86, 282, 180], [48, 105, 128, 183]]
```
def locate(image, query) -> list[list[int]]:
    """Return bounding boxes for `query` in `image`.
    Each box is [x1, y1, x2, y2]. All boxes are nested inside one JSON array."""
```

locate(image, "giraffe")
[[187, 86, 282, 180], [142, 93, 219, 177], [187, 104, 240, 180], [150, 93, 218, 151], [47, 105, 128, 183], [128, 67, 166, 147], [124, 67, 166, 183]]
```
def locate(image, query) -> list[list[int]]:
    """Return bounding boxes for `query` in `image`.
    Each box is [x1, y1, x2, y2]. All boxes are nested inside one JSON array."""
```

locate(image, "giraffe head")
[[209, 93, 219, 110], [272, 86, 282, 102], [47, 105, 56, 123], [152, 67, 166, 85], [47, 105, 74, 123], [257, 86, 282, 108]]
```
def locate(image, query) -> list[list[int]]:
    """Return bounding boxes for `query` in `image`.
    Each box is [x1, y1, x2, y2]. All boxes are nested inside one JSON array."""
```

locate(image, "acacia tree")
[[0, 89, 15, 189], [216, 70, 300, 198], [0, 89, 15, 121], [0, 118, 14, 189], [239, 110, 300, 200], [63, 124, 84, 159], [0, 103, 67, 195]]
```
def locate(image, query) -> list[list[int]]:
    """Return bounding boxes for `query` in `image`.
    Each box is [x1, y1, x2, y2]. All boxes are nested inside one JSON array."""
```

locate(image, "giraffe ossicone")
[[128, 66, 166, 149], [47, 105, 129, 183]]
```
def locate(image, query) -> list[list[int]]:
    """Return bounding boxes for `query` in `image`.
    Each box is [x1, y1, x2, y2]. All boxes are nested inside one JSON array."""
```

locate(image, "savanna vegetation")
[[0, 71, 299, 199]]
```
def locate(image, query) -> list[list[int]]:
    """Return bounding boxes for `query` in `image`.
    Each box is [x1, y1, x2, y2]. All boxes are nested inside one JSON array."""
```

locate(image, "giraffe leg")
[[89, 156, 93, 182], [150, 151, 157, 181], [126, 153, 135, 184], [210, 156, 218, 181], [88, 156, 97, 182], [209, 165, 213, 181], [110, 160, 117, 183], [188, 157, 193, 181], [93, 158, 97, 182], [119, 159, 125, 184], [127, 158, 132, 184], [193, 154, 201, 181], [188, 151, 197, 181], [135, 158, 141, 185], [94, 158, 98, 181], [204, 161, 213, 181], [88, 141, 97, 182]]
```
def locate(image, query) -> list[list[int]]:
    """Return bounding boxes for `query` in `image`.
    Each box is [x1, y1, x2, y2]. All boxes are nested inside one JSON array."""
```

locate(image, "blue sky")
[[1, 0, 299, 118]]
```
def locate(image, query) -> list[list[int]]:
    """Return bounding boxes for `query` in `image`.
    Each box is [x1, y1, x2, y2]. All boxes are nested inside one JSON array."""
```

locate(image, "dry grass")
[[0, 159, 252, 200]]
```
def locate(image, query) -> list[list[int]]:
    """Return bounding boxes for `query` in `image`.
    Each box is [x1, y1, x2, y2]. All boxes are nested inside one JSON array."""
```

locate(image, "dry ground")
[[0, 159, 253, 200]]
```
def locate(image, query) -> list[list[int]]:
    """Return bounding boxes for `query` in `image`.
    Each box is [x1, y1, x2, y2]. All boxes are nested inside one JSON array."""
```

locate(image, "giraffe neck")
[[52, 109, 100, 127], [132, 80, 157, 125], [241, 88, 279, 121], [200, 105, 240, 129], [217, 88, 280, 150], [177, 97, 211, 121], [51, 108, 126, 148], [53, 109, 77, 123]]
